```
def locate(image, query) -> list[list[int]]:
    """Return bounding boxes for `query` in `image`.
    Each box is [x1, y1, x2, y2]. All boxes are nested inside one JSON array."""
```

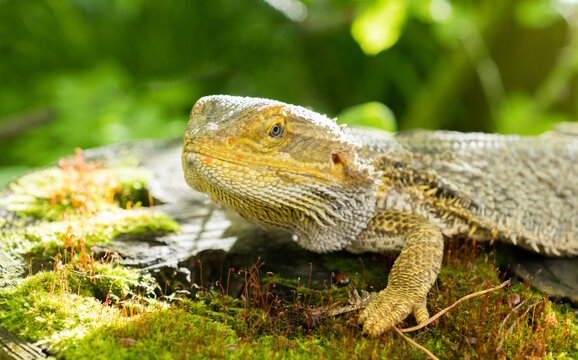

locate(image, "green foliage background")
[[1, 0, 577, 185]]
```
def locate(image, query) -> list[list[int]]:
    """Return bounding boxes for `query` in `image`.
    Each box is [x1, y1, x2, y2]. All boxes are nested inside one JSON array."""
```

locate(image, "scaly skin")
[[182, 95, 578, 336]]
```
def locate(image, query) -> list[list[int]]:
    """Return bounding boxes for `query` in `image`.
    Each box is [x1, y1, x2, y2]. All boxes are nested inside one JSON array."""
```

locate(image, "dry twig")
[[401, 280, 510, 333], [498, 300, 542, 347], [496, 298, 528, 338], [393, 326, 439, 360], [389, 280, 510, 360]]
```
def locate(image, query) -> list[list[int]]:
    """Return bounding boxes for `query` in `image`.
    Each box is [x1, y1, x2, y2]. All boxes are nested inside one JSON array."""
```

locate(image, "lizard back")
[[371, 130, 578, 256]]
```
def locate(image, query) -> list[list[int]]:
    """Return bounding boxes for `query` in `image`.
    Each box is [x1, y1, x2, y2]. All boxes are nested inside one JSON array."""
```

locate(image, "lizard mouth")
[[183, 149, 322, 180], [183, 150, 282, 175]]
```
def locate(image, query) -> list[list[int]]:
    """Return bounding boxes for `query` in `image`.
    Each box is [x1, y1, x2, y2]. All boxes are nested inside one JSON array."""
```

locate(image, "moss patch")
[[2, 209, 178, 259], [0, 263, 161, 354], [1, 241, 576, 359], [0, 149, 179, 260], [1, 149, 155, 220]]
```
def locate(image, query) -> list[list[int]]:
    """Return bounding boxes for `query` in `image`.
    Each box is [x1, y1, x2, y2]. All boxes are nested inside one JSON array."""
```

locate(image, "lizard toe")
[[359, 289, 413, 336], [412, 298, 430, 324]]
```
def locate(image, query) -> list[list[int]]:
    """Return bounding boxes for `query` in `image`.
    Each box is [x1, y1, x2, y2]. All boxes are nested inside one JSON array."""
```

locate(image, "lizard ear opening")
[[331, 153, 342, 165], [330, 149, 376, 187]]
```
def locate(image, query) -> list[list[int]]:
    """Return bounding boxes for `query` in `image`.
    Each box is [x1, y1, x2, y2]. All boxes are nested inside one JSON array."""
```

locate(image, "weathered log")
[[0, 328, 46, 360]]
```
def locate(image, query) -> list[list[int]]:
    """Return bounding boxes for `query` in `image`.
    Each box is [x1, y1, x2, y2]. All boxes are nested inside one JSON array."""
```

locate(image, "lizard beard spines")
[[253, 177, 380, 253], [293, 185, 379, 253]]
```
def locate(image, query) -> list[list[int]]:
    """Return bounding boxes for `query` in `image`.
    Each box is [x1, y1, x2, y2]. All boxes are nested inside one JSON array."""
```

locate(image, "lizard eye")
[[269, 123, 284, 138]]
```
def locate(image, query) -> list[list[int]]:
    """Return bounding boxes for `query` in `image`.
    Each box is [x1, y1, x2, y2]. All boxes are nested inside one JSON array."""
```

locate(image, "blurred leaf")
[[0, 166, 31, 189], [515, 0, 561, 28], [495, 92, 571, 135], [409, 0, 453, 24], [351, 0, 407, 55], [337, 101, 397, 132], [1, 64, 191, 167]]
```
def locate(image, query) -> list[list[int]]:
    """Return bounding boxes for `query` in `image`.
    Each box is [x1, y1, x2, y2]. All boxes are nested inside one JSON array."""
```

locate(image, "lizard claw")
[[359, 289, 428, 336]]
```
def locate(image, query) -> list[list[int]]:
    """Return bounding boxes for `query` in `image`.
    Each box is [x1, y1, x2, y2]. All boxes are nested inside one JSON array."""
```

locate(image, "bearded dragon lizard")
[[181, 95, 578, 336]]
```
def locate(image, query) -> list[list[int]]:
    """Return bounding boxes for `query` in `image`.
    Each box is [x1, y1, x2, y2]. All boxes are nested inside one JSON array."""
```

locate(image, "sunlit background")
[[1, 0, 577, 186]]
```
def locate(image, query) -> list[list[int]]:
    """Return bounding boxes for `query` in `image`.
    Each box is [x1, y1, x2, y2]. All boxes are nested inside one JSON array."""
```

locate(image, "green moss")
[[2, 248, 575, 360], [0, 158, 179, 257], [0, 262, 161, 352], [321, 251, 390, 291], [63, 308, 240, 360], [64, 262, 157, 301], [1, 165, 154, 220], [57, 300, 397, 359], [111, 166, 154, 208], [1, 208, 179, 257], [0, 284, 120, 341]]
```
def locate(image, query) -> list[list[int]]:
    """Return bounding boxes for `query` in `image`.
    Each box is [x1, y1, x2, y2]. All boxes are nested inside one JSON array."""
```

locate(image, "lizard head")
[[182, 95, 379, 252]]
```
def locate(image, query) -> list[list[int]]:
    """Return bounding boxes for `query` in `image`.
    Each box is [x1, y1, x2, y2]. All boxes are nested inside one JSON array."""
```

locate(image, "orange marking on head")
[[236, 153, 242, 161], [228, 138, 236, 148], [202, 156, 213, 165]]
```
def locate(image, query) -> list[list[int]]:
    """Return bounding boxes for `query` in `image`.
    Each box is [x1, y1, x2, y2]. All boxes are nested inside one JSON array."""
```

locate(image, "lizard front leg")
[[346, 210, 444, 336]]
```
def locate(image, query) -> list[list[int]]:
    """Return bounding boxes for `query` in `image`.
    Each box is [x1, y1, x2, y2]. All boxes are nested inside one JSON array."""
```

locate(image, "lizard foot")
[[358, 288, 428, 336]]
